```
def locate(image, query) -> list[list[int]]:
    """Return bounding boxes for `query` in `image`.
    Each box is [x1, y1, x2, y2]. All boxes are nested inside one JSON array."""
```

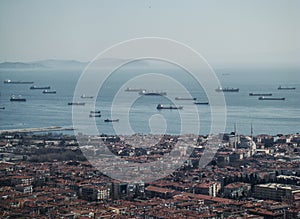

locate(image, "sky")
[[0, 0, 299, 67]]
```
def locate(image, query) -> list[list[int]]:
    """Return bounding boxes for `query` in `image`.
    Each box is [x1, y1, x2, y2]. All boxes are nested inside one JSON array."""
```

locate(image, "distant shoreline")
[[0, 126, 74, 134], [0, 126, 298, 137]]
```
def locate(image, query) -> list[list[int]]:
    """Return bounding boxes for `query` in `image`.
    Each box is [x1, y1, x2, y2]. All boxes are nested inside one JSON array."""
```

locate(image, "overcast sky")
[[0, 0, 299, 67]]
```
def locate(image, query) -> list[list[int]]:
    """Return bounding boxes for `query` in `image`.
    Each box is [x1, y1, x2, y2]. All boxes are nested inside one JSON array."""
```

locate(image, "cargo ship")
[[81, 94, 94, 98], [194, 102, 209, 105], [125, 88, 145, 92], [139, 90, 167, 96], [89, 114, 101, 117], [10, 95, 26, 102], [104, 119, 119, 122], [90, 110, 101, 114], [156, 104, 183, 110], [215, 87, 239, 92], [175, 97, 197, 100], [278, 86, 296, 90], [249, 93, 272, 96], [4, 79, 34, 84], [258, 97, 285, 101], [30, 86, 50, 89], [68, 102, 85, 105], [42, 90, 56, 94]]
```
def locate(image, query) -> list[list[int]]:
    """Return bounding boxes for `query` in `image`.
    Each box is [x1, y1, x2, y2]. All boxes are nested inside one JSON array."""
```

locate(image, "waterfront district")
[[0, 132, 300, 218]]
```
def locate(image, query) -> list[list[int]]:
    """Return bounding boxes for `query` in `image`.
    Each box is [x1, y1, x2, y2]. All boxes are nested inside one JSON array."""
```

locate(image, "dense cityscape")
[[0, 131, 299, 218], [1, 1, 300, 218]]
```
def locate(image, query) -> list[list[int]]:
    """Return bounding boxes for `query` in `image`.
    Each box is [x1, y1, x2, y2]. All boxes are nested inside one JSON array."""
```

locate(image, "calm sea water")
[[0, 66, 299, 135]]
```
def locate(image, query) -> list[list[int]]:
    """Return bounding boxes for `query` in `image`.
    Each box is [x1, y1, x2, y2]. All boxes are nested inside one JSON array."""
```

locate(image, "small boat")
[[89, 114, 101, 117], [43, 90, 56, 94], [175, 97, 197, 100], [157, 104, 183, 110], [30, 86, 50, 90], [4, 79, 34, 84], [81, 94, 94, 98], [194, 102, 209, 105], [0, 106, 5, 110], [249, 93, 272, 96], [10, 95, 26, 102], [139, 90, 167, 96], [104, 119, 119, 122], [90, 110, 101, 114], [278, 86, 296, 90], [68, 102, 85, 105], [258, 97, 285, 101], [125, 88, 145, 92], [215, 87, 239, 92]]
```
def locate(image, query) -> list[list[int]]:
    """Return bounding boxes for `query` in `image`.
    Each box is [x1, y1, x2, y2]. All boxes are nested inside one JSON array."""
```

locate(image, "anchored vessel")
[[89, 114, 101, 117], [249, 93, 272, 96], [215, 87, 239, 92], [258, 97, 285, 101], [156, 104, 183, 110], [90, 110, 101, 114], [42, 90, 56, 94], [89, 110, 101, 117], [139, 90, 167, 96], [175, 97, 197, 100], [68, 102, 85, 105], [125, 88, 145, 92], [30, 86, 50, 90], [194, 102, 209, 105], [81, 94, 94, 98], [278, 86, 296, 90], [4, 79, 34, 84], [104, 119, 119, 122], [10, 95, 26, 102]]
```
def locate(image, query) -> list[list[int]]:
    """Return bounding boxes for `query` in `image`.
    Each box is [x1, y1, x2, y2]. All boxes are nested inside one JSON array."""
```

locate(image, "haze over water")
[[0, 65, 299, 136]]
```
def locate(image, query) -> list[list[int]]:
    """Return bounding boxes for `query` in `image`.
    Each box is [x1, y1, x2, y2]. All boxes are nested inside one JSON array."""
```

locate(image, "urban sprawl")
[[0, 132, 300, 218]]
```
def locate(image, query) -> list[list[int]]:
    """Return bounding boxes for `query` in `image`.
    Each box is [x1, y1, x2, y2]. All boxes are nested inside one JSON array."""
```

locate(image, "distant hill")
[[0, 58, 152, 69], [34, 59, 89, 69], [0, 59, 88, 69], [0, 62, 45, 69]]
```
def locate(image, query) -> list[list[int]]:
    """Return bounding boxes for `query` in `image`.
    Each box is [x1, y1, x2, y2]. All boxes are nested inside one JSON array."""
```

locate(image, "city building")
[[254, 183, 300, 202]]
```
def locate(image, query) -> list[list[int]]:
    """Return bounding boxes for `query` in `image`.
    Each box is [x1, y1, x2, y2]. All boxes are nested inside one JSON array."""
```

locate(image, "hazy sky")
[[0, 0, 299, 67]]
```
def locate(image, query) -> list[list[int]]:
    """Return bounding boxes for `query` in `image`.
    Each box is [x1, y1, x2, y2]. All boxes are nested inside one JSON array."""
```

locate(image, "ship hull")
[[104, 119, 119, 122], [175, 97, 197, 100], [157, 104, 183, 110], [194, 102, 209, 105], [125, 88, 144, 92], [5, 80, 34, 84], [31, 86, 50, 89], [278, 88, 295, 90], [68, 102, 85, 105], [10, 99, 26, 102], [259, 97, 285, 100], [43, 90, 56, 94], [249, 93, 272, 96], [215, 89, 239, 92]]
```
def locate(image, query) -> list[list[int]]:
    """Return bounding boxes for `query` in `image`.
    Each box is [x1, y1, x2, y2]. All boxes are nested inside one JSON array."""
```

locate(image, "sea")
[[0, 65, 299, 136]]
